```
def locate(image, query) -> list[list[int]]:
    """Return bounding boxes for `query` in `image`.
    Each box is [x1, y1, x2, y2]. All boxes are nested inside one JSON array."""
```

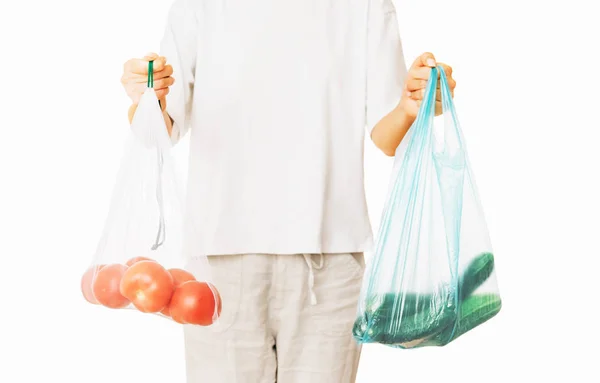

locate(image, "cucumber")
[[459, 252, 495, 300], [444, 293, 502, 343], [379, 301, 457, 345], [411, 294, 502, 347], [378, 294, 501, 348], [355, 291, 456, 344], [366, 291, 451, 318], [354, 291, 451, 342], [354, 252, 498, 346]]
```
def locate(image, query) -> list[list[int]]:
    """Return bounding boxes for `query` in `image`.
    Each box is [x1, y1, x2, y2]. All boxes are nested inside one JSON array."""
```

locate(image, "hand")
[[121, 52, 174, 111], [398, 52, 456, 119]]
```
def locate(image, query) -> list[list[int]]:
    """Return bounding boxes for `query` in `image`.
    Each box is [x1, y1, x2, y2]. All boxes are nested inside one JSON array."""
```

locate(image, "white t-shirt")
[[160, 0, 407, 256]]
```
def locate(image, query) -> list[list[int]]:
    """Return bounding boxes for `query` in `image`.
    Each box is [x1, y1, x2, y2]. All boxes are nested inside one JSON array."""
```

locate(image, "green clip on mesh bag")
[[353, 66, 501, 349]]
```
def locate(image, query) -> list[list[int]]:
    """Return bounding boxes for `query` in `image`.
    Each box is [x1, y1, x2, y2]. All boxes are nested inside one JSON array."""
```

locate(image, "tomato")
[[125, 256, 155, 267], [168, 281, 221, 325], [160, 268, 196, 316], [160, 308, 171, 317], [120, 261, 174, 313], [168, 268, 196, 286], [92, 264, 130, 309], [81, 264, 105, 304]]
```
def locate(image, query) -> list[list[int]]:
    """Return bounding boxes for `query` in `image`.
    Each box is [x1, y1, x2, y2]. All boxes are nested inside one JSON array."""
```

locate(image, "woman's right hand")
[[121, 53, 174, 120]]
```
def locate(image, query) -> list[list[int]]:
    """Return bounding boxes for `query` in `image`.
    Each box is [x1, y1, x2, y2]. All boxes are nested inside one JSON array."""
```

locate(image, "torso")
[[186, 0, 374, 255]]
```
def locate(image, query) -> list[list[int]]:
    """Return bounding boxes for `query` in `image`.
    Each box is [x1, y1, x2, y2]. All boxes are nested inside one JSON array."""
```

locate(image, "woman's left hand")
[[399, 52, 456, 119]]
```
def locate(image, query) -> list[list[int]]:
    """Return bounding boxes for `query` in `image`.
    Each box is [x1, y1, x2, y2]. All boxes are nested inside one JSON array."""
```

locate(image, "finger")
[[122, 75, 175, 93], [143, 52, 159, 61], [405, 76, 428, 92], [153, 76, 175, 89], [122, 72, 172, 83], [433, 89, 455, 105], [408, 66, 434, 82], [124, 56, 167, 75], [434, 92, 455, 112], [409, 88, 425, 101], [410, 87, 447, 102], [446, 77, 456, 91], [124, 58, 150, 75], [155, 87, 171, 99], [432, 76, 456, 96], [150, 56, 167, 72], [121, 73, 148, 85], [152, 64, 174, 80], [437, 63, 453, 78], [411, 52, 436, 69]]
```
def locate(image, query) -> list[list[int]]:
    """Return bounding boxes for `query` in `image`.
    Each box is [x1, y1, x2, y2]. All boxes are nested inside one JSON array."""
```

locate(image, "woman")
[[121, 0, 456, 381]]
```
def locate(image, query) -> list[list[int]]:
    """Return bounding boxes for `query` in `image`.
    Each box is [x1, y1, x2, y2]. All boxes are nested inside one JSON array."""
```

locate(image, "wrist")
[[392, 102, 414, 129]]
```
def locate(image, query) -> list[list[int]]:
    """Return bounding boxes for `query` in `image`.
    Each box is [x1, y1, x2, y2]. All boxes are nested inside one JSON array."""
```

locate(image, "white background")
[[1, 0, 599, 382]]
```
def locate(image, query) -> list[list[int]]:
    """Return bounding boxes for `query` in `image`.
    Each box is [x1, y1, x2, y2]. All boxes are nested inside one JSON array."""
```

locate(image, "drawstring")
[[302, 253, 324, 305], [151, 148, 166, 250], [148, 59, 165, 251], [148, 60, 154, 88]]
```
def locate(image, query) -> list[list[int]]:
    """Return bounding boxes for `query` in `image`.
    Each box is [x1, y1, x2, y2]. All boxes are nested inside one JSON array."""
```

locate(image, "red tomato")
[[168, 268, 196, 286], [160, 268, 196, 316], [125, 256, 155, 267], [120, 261, 174, 313], [92, 264, 130, 309], [168, 281, 221, 325], [160, 308, 171, 317], [81, 264, 105, 304]]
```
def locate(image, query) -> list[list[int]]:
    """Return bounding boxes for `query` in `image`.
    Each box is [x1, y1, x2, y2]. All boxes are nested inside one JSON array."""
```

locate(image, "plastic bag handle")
[[373, 66, 464, 301], [421, 66, 451, 117], [425, 67, 464, 328], [420, 66, 463, 150]]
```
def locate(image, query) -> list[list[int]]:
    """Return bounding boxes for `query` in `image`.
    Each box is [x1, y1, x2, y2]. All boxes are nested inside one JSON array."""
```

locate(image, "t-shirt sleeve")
[[365, 0, 408, 136], [159, 0, 199, 144]]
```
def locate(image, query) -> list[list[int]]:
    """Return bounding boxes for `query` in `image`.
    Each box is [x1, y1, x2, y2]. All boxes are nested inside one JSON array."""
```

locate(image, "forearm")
[[370, 104, 415, 157], [127, 103, 174, 137]]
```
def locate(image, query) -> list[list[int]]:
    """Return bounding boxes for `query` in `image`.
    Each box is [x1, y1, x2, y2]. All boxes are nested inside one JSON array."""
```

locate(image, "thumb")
[[143, 52, 159, 61], [126, 55, 167, 74], [143, 53, 167, 71], [412, 52, 437, 69]]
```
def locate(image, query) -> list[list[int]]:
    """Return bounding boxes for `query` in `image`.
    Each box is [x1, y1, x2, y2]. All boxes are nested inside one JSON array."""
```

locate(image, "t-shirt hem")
[[191, 237, 375, 257]]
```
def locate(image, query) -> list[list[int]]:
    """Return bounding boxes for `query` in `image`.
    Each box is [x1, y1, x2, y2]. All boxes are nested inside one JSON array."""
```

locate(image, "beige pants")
[[183, 253, 365, 383]]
